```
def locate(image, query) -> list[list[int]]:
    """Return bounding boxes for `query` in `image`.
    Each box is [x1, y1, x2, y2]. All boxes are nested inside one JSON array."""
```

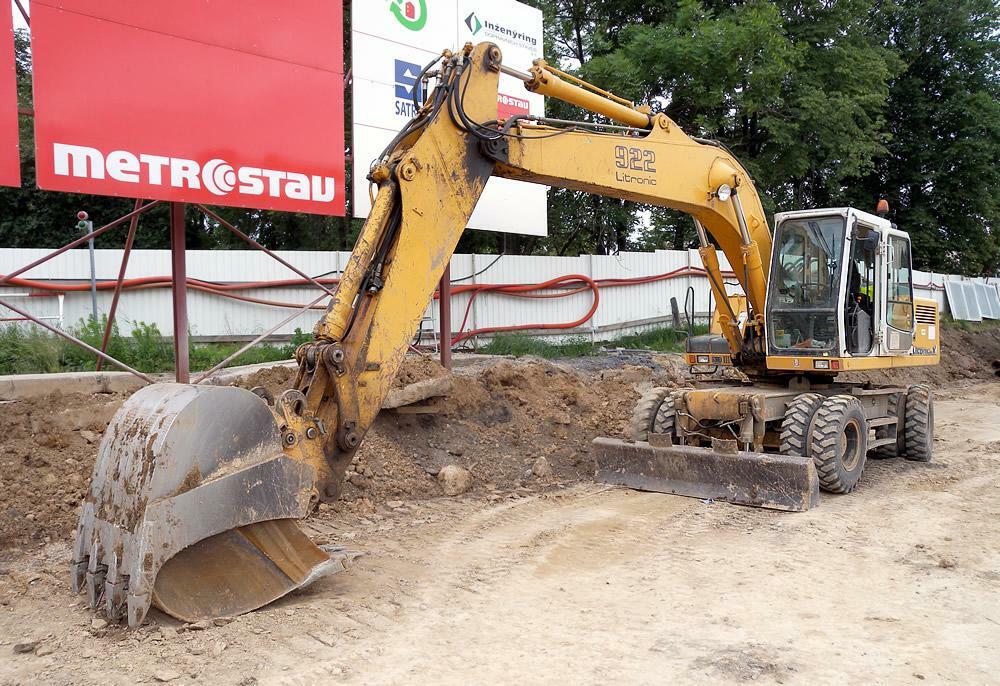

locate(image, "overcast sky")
[[12, 0, 27, 31]]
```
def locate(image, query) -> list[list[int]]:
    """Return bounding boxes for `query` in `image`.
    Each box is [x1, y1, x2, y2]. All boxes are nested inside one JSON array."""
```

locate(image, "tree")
[[0, 3, 996, 275], [859, 0, 1000, 275]]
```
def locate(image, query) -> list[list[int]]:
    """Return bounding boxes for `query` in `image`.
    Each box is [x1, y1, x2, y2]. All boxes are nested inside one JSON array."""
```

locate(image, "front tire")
[[628, 387, 676, 442], [810, 395, 869, 494], [779, 392, 825, 457], [903, 385, 934, 462]]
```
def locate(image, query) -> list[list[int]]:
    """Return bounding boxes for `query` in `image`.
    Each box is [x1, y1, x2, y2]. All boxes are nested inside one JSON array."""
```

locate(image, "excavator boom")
[[72, 41, 937, 627]]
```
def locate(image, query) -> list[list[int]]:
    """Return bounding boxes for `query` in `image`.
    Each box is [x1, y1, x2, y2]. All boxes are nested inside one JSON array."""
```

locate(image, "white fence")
[[0, 247, 996, 344]]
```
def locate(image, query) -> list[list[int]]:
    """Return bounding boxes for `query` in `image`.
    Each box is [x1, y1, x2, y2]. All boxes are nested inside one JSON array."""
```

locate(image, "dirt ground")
[[1, 329, 999, 685]]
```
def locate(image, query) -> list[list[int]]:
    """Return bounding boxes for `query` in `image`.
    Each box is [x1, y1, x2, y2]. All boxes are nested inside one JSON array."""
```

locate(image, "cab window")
[[887, 236, 913, 332], [769, 216, 845, 352], [846, 228, 877, 354]]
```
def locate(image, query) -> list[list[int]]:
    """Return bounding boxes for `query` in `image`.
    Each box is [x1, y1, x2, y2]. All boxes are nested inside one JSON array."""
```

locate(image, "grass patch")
[[940, 313, 1000, 332], [0, 317, 310, 376], [478, 325, 709, 359], [479, 334, 595, 359]]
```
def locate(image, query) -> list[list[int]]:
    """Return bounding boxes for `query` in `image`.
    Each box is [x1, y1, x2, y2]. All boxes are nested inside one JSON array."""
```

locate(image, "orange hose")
[[0, 264, 740, 341]]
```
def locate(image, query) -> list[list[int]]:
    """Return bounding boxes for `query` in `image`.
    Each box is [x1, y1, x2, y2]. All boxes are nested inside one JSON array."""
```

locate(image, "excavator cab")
[[764, 207, 935, 372]]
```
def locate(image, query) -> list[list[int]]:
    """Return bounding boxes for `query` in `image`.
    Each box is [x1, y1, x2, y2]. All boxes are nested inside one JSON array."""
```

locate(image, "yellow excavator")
[[72, 42, 940, 627]]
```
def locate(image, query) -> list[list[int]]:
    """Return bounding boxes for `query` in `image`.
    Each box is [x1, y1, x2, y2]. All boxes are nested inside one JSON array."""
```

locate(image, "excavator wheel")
[[779, 393, 824, 457], [71, 383, 352, 628], [628, 387, 676, 442], [903, 385, 934, 462], [810, 395, 869, 494]]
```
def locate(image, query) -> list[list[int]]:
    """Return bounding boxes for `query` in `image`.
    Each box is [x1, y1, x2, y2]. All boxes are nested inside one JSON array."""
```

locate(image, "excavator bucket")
[[71, 384, 352, 627], [592, 437, 819, 512]]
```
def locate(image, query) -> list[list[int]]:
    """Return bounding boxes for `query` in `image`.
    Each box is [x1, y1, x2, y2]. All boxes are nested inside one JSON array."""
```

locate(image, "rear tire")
[[904, 385, 934, 462], [810, 395, 869, 494], [628, 387, 676, 442], [779, 393, 824, 457]]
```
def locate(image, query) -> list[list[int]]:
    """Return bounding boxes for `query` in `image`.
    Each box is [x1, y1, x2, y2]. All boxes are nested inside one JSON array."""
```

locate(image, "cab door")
[[883, 233, 915, 353]]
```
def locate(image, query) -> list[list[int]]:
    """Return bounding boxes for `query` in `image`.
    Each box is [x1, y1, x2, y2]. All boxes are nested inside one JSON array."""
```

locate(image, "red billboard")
[[0, 0, 20, 188], [30, 1, 345, 215]]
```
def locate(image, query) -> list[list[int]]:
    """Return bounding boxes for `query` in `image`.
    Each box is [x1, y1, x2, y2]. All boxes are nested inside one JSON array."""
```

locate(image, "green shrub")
[[0, 318, 306, 375], [0, 325, 62, 375], [478, 325, 708, 359]]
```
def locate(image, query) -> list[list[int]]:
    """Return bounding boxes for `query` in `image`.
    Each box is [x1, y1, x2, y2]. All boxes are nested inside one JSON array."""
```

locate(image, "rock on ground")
[[437, 465, 472, 496], [532, 456, 553, 478]]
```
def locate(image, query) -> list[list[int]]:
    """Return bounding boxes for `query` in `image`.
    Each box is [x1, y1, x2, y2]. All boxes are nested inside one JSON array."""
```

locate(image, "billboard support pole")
[[170, 202, 190, 383], [439, 261, 452, 370], [86, 225, 98, 321]]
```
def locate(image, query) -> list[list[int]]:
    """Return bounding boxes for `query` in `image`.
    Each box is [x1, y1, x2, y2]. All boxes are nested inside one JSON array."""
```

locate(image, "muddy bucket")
[[71, 384, 352, 627]]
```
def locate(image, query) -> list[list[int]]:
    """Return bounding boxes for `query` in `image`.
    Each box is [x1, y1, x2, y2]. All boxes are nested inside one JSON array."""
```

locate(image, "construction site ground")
[[1, 327, 999, 685]]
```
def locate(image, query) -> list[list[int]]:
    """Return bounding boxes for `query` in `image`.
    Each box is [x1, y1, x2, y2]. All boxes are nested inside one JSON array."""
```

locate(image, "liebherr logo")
[[52, 143, 336, 203]]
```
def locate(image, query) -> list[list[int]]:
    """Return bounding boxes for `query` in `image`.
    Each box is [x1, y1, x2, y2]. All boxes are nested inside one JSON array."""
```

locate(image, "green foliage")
[[479, 325, 708, 358], [0, 325, 62, 374], [939, 313, 1000, 333], [514, 0, 997, 274], [1, 6, 996, 276], [858, 0, 1000, 276], [608, 325, 706, 352], [0, 320, 303, 375], [479, 333, 596, 358]]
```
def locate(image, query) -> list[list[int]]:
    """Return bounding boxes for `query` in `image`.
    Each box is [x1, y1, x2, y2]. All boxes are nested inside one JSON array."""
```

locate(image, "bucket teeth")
[[70, 383, 339, 628], [85, 540, 107, 609], [127, 592, 151, 628], [104, 553, 128, 620], [70, 558, 87, 595]]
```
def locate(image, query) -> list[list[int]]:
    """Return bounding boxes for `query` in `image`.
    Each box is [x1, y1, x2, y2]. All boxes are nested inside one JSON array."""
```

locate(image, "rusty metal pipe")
[[439, 262, 452, 370], [0, 201, 161, 287], [96, 200, 143, 372], [0, 297, 153, 383], [196, 204, 337, 299], [170, 203, 190, 384], [193, 291, 331, 385]]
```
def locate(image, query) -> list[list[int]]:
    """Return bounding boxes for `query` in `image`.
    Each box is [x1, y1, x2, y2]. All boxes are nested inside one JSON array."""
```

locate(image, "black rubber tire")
[[779, 392, 825, 457], [810, 395, 869, 494], [903, 385, 934, 462], [627, 387, 676, 442], [871, 393, 903, 459]]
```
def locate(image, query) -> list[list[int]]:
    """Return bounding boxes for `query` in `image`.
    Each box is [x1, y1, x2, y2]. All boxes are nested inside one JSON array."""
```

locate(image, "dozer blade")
[[592, 437, 819, 512], [71, 384, 353, 627]]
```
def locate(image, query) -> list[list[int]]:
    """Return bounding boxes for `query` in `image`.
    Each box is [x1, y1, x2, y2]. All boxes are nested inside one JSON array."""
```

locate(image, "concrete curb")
[[0, 371, 148, 400], [0, 354, 505, 400]]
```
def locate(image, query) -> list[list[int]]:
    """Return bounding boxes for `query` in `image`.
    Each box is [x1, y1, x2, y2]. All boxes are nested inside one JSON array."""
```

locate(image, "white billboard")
[[351, 0, 547, 236]]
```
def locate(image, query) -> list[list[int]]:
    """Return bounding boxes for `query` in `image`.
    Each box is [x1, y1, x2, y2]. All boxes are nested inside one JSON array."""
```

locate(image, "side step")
[[592, 437, 819, 512]]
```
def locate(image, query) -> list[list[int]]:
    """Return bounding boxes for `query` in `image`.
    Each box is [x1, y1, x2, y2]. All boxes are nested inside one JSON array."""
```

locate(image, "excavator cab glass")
[[768, 216, 846, 353], [846, 224, 879, 354]]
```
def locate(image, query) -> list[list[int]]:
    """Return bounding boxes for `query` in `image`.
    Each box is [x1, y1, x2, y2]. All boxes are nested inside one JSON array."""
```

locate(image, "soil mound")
[[0, 357, 648, 548], [2, 327, 997, 549]]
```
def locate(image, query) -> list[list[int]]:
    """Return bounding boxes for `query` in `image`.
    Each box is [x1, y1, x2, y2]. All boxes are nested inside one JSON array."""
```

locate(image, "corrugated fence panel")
[[0, 247, 990, 339]]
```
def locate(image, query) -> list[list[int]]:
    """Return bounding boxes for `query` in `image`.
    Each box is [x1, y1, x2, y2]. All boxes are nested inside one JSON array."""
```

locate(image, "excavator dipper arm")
[[72, 42, 784, 627]]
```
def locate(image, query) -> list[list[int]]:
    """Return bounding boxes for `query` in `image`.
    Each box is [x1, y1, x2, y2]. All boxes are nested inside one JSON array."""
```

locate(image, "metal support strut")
[[439, 261, 453, 370], [169, 203, 190, 383]]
